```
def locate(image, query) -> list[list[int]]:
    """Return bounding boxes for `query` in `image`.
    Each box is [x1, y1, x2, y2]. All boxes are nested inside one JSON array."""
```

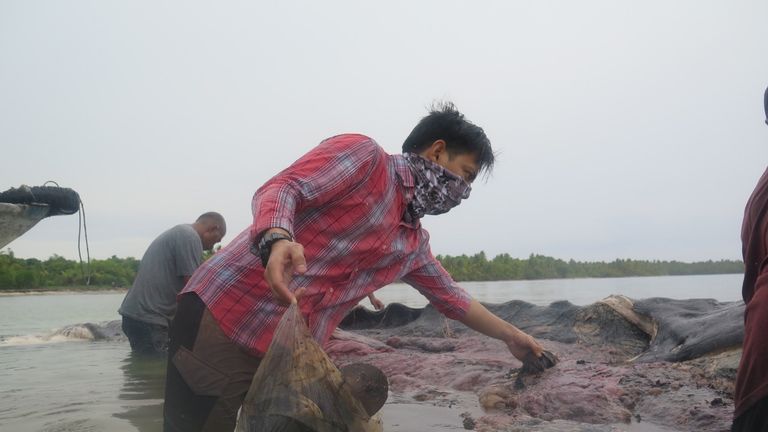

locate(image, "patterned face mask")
[[403, 152, 472, 221]]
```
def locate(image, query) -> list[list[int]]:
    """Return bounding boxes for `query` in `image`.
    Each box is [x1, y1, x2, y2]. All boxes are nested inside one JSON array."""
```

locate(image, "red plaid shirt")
[[184, 134, 471, 355]]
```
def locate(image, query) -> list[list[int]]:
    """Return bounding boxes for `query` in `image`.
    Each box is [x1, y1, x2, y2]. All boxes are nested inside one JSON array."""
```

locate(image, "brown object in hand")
[[514, 350, 559, 390], [522, 350, 559, 374]]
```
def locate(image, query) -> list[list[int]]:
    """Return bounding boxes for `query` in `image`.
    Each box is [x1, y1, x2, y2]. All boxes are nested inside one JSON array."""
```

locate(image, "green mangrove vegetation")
[[437, 252, 744, 282], [0, 249, 744, 291], [0, 249, 138, 290]]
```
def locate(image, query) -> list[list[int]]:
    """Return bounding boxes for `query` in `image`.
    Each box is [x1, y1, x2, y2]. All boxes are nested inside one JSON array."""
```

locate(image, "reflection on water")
[[115, 352, 166, 432]]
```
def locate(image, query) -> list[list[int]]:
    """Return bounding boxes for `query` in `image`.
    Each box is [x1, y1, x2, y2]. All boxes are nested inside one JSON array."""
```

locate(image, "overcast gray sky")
[[2, 1, 767, 262]]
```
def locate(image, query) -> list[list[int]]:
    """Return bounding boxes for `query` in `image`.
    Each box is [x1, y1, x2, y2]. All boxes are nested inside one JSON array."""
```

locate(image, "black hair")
[[402, 101, 495, 175]]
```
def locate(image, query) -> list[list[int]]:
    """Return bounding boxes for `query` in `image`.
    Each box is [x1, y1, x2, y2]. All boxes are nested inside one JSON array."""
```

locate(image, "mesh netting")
[[236, 302, 383, 432]]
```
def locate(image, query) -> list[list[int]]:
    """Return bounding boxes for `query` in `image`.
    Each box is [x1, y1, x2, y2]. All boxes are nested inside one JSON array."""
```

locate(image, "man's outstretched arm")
[[403, 257, 544, 363], [459, 299, 544, 362]]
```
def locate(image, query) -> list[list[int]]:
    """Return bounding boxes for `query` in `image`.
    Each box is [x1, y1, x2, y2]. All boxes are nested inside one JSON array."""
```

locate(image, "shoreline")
[[0, 272, 744, 296], [0, 288, 128, 296]]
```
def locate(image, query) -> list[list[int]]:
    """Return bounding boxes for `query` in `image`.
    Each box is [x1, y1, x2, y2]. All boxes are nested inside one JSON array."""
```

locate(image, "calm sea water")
[[0, 274, 743, 432]]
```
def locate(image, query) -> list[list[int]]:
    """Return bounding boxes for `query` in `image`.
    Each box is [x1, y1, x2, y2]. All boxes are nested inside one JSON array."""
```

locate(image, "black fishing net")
[[236, 302, 383, 432]]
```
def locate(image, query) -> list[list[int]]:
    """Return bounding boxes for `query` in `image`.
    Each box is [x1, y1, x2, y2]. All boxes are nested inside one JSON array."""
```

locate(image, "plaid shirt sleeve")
[[250, 135, 379, 241], [402, 253, 472, 320]]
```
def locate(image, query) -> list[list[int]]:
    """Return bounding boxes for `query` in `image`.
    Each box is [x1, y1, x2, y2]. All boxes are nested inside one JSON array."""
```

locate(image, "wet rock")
[[478, 384, 517, 411], [460, 412, 476, 430]]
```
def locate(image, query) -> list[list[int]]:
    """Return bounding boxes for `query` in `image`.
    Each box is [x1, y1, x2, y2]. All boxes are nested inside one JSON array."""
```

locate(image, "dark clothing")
[[163, 293, 261, 432], [732, 395, 768, 432], [734, 166, 768, 424], [121, 315, 169, 354]]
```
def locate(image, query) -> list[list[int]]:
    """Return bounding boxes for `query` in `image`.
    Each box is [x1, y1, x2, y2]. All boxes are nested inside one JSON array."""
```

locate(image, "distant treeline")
[[0, 250, 139, 290], [436, 252, 744, 282], [0, 249, 744, 290]]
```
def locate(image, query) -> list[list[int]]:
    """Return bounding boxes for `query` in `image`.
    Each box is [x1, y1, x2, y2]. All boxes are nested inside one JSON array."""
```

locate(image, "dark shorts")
[[163, 293, 262, 432], [733, 395, 768, 432], [121, 315, 169, 355]]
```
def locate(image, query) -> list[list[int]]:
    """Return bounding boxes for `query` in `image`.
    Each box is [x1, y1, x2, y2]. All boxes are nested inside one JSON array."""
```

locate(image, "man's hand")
[[504, 328, 544, 363], [460, 299, 545, 363], [262, 229, 307, 305], [368, 294, 384, 311]]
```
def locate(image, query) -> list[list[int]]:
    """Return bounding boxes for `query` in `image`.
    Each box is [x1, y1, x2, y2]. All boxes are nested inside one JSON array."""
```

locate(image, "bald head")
[[193, 212, 226, 251]]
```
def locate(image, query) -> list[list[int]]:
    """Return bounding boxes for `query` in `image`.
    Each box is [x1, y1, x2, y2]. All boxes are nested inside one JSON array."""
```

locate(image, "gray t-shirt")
[[119, 224, 203, 326]]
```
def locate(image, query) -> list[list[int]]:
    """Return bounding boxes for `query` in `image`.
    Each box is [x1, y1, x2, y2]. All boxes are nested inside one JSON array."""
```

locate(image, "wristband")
[[256, 232, 293, 267]]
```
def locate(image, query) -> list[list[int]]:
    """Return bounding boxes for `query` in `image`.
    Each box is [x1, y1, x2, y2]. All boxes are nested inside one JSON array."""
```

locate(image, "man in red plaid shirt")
[[163, 103, 545, 432]]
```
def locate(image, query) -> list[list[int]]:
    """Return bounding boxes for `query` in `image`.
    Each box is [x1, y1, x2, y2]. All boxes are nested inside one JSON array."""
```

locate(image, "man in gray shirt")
[[119, 212, 226, 354]]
